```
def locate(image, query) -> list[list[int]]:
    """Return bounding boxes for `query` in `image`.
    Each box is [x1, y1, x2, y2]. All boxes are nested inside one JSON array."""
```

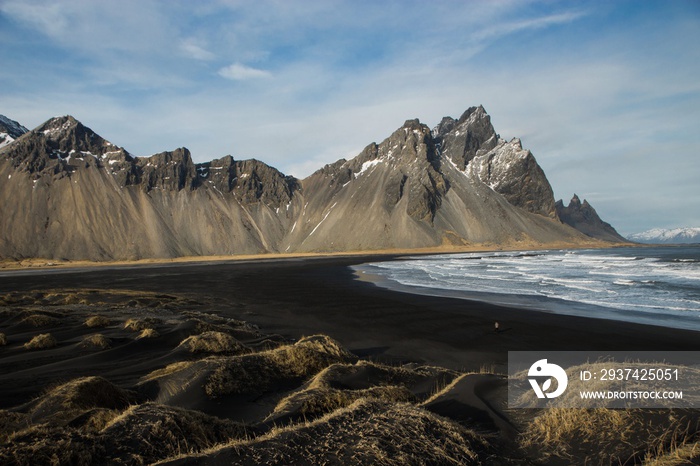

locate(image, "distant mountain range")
[[627, 228, 700, 244], [0, 107, 627, 261]]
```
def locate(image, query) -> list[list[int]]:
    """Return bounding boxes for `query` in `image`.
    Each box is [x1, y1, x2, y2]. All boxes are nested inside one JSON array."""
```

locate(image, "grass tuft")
[[23, 333, 57, 350]]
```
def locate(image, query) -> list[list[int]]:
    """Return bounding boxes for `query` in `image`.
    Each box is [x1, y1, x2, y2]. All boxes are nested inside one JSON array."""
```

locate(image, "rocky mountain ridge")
[[555, 194, 627, 243], [0, 109, 622, 260]]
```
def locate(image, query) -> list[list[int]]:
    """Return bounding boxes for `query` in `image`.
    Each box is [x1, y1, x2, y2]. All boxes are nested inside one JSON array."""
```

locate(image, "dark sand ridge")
[[2, 254, 700, 465]]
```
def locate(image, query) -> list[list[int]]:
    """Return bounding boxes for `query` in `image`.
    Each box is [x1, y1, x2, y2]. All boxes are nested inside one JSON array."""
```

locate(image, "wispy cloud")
[[180, 38, 216, 61], [218, 63, 272, 81], [471, 10, 589, 43], [1, 1, 698, 233]]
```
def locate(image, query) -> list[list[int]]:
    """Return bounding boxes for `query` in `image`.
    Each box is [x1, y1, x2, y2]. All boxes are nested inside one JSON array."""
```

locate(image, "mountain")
[[0, 109, 620, 261], [555, 194, 627, 243], [0, 115, 29, 149], [627, 228, 700, 244]]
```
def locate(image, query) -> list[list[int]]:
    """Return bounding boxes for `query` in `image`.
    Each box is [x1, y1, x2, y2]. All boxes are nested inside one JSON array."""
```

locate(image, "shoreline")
[[0, 238, 630, 272], [353, 254, 700, 333], [1, 252, 697, 375]]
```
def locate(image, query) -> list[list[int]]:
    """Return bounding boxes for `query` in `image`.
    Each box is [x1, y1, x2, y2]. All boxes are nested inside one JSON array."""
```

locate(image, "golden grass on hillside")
[[162, 399, 487, 466], [520, 408, 700, 465], [266, 360, 458, 424], [1, 402, 250, 466], [178, 331, 248, 354], [204, 335, 357, 398], [25, 376, 136, 425]]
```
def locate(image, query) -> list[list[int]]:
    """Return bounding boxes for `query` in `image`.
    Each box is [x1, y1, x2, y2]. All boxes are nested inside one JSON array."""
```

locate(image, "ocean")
[[354, 246, 700, 331]]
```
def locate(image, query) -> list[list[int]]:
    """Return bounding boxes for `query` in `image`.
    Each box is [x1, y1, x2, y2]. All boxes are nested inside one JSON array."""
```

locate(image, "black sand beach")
[[2, 254, 700, 465], [4, 255, 700, 368]]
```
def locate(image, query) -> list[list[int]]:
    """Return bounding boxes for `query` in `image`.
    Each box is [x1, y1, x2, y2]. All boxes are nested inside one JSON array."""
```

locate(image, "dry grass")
[[520, 408, 700, 465], [204, 335, 357, 398], [0, 402, 250, 466], [26, 376, 136, 425], [162, 399, 487, 466], [124, 317, 162, 332], [99, 402, 250, 464], [178, 331, 247, 354], [644, 441, 700, 465], [84, 315, 111, 328], [270, 384, 415, 423], [79, 334, 112, 350], [266, 359, 456, 423], [19, 313, 60, 327], [137, 328, 160, 339], [23, 333, 57, 350]]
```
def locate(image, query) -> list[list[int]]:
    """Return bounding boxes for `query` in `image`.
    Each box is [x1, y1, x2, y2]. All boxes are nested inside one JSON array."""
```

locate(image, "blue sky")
[[1, 0, 698, 235]]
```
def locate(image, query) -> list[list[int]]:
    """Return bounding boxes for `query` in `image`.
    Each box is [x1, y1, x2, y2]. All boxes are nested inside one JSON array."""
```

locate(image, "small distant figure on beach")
[[494, 321, 500, 333]]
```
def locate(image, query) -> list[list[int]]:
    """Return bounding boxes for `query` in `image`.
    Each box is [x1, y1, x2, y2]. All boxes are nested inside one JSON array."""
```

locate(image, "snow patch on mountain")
[[627, 228, 700, 244]]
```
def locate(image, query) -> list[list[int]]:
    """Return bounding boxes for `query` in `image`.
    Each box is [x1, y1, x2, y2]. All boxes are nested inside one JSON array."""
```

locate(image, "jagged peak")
[[507, 137, 523, 149], [37, 115, 81, 134], [456, 104, 488, 124]]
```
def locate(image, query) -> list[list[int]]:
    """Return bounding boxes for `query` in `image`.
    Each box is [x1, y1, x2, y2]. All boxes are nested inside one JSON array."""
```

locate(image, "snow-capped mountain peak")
[[627, 227, 700, 244]]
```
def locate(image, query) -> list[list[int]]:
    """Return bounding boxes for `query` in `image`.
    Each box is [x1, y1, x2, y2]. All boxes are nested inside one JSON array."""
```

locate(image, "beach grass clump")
[[204, 335, 357, 398], [23, 333, 57, 350], [161, 399, 487, 466], [178, 331, 247, 354], [85, 315, 111, 328], [0, 402, 250, 466], [136, 328, 159, 339], [643, 441, 700, 466], [124, 317, 161, 332], [270, 384, 415, 423], [99, 402, 250, 464], [19, 314, 60, 328], [309, 360, 459, 400], [26, 376, 136, 426], [79, 334, 112, 350], [520, 408, 700, 465], [0, 426, 101, 466]]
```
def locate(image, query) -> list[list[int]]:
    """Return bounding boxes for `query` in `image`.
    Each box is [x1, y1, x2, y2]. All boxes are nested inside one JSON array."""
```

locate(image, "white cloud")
[[180, 38, 216, 61], [218, 62, 272, 80]]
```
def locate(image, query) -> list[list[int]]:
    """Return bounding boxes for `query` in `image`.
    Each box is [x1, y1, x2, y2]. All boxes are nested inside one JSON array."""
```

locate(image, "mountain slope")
[[555, 194, 627, 243], [627, 227, 700, 244], [0, 109, 616, 261], [286, 110, 586, 252], [0, 116, 301, 260]]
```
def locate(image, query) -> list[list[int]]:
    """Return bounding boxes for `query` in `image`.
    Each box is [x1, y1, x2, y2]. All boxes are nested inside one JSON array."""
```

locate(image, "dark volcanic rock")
[[137, 148, 198, 192], [467, 138, 557, 218], [556, 194, 627, 242], [432, 105, 500, 170]]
